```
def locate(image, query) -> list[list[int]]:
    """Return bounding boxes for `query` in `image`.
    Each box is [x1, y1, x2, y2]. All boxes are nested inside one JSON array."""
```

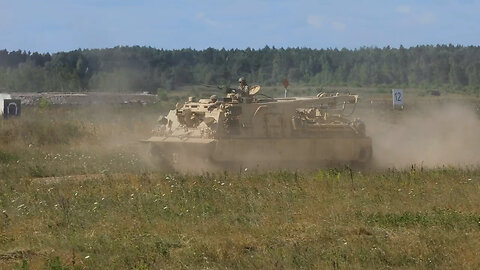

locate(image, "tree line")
[[0, 45, 479, 93]]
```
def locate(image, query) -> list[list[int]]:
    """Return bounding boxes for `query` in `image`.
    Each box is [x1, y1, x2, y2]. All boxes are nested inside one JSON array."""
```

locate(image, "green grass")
[[1, 169, 480, 269], [0, 102, 479, 269]]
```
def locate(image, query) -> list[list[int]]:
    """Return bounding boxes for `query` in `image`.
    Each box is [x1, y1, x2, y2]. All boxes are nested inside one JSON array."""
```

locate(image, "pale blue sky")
[[0, 0, 479, 53]]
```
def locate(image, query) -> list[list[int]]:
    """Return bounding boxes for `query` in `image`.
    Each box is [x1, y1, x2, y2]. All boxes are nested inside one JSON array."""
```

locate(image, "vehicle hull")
[[145, 136, 372, 171]]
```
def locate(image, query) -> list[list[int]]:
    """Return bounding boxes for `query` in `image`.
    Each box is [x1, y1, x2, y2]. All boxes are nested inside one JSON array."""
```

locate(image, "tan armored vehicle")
[[145, 82, 372, 171]]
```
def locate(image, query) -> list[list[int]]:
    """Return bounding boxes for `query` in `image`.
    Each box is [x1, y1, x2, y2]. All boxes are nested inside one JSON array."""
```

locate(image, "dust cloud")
[[364, 102, 480, 168]]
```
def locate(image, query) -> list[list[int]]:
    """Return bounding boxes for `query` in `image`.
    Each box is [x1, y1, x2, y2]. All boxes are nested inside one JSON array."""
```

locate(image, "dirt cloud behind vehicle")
[[363, 101, 480, 168]]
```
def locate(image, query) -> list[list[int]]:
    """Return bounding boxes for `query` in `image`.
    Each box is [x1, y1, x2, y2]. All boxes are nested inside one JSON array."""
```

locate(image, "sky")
[[0, 0, 479, 53]]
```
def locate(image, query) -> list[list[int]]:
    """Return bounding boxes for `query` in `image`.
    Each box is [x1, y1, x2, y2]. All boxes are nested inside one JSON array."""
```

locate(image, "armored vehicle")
[[145, 85, 372, 171]]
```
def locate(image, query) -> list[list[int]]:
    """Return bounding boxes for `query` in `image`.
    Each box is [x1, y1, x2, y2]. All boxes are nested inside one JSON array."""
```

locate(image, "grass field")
[[0, 95, 479, 269]]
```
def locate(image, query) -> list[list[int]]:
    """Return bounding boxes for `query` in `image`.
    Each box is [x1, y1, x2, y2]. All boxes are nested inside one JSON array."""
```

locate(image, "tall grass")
[[1, 169, 479, 269], [0, 105, 159, 179]]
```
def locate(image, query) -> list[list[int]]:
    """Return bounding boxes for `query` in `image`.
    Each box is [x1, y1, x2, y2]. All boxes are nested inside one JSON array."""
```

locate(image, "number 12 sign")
[[392, 89, 404, 109]]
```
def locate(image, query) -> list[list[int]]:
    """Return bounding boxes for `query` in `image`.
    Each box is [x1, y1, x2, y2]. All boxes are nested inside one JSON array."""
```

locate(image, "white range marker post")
[[392, 88, 404, 110]]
